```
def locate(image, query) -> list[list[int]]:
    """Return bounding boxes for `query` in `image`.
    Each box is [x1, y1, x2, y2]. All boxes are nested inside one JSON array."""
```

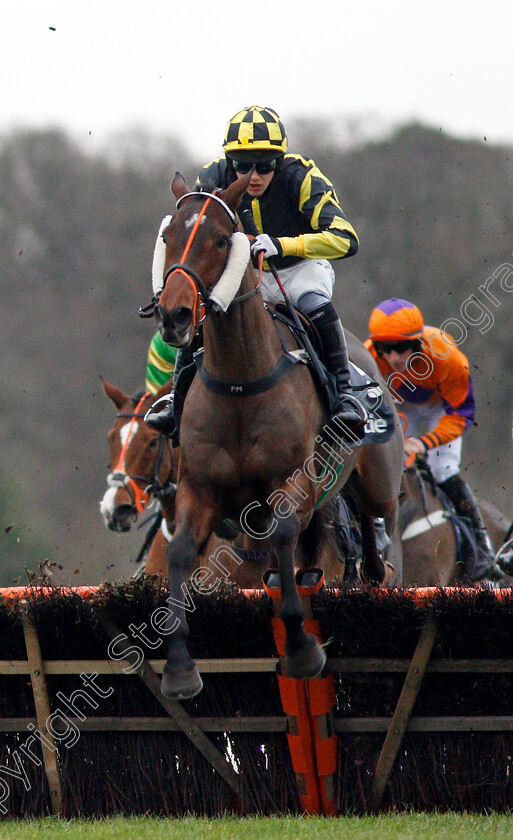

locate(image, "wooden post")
[[98, 617, 241, 797], [369, 612, 438, 812], [22, 610, 63, 814]]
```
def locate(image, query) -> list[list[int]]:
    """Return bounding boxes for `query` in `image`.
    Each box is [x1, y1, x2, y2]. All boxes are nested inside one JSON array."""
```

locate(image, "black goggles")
[[374, 340, 417, 355], [231, 158, 278, 175]]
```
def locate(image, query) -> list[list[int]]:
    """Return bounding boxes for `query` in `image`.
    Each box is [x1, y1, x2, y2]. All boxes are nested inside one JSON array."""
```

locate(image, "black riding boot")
[[438, 474, 505, 581], [309, 303, 366, 438], [145, 346, 194, 438]]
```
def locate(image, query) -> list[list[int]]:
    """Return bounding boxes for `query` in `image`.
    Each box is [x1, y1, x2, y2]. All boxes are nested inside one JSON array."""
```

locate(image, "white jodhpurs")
[[257, 259, 335, 307]]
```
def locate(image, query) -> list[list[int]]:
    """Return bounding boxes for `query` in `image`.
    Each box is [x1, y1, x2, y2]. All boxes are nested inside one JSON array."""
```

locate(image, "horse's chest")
[[187, 432, 306, 490]]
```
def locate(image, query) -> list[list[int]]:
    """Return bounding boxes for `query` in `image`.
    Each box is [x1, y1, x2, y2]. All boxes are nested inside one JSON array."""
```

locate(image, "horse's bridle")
[[107, 393, 176, 515], [139, 190, 259, 327]]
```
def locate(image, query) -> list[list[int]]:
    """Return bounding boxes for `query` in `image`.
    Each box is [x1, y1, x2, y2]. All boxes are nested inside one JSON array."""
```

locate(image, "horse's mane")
[[400, 464, 439, 532], [400, 498, 418, 532], [196, 180, 217, 194]]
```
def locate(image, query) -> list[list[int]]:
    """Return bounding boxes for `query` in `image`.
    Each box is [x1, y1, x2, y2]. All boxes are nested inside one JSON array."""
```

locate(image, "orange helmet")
[[368, 298, 424, 342]]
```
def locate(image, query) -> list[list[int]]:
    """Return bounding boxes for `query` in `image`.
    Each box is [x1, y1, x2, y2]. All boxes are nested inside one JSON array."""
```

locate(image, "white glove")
[[250, 233, 279, 260]]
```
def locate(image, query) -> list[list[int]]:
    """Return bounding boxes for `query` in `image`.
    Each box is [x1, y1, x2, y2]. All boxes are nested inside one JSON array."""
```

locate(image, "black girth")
[[194, 349, 304, 397], [193, 308, 308, 397]]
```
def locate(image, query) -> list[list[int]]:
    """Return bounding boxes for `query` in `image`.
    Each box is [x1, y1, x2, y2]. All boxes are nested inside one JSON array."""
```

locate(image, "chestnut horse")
[[400, 463, 459, 585], [100, 380, 177, 575], [150, 172, 404, 699]]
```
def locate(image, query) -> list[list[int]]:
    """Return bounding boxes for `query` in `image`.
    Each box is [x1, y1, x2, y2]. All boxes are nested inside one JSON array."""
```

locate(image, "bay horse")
[[400, 460, 513, 586], [151, 172, 404, 699]]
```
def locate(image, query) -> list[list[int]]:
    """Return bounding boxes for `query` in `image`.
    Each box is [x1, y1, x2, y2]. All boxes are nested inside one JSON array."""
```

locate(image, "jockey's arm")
[[419, 360, 475, 452], [275, 160, 358, 261]]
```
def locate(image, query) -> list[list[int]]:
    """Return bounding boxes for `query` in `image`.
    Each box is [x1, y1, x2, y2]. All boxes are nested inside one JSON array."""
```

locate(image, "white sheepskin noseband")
[[151, 221, 250, 311], [209, 232, 250, 312], [151, 215, 172, 296]]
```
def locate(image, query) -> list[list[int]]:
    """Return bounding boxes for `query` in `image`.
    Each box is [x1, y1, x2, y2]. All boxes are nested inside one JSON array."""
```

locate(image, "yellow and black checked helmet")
[[223, 106, 287, 157]]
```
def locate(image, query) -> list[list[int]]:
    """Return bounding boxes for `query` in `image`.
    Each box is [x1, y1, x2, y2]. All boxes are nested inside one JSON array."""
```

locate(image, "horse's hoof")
[[161, 666, 203, 700], [285, 634, 327, 680], [361, 557, 386, 587]]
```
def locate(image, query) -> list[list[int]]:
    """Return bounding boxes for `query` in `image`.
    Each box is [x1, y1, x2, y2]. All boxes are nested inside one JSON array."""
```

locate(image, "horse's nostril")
[[173, 307, 193, 331], [111, 505, 137, 532]]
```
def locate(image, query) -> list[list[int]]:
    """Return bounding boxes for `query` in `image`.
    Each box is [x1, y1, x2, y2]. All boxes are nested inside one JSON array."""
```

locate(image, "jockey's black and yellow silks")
[[145, 330, 178, 395], [145, 146, 358, 394], [197, 154, 358, 271]]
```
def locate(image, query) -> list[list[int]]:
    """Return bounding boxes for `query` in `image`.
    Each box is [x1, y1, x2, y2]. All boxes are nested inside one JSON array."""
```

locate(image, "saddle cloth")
[[349, 361, 396, 446], [272, 302, 395, 447]]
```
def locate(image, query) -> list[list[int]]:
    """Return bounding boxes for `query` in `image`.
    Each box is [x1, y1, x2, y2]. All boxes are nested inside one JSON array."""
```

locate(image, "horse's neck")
[[406, 470, 436, 511], [203, 266, 282, 380]]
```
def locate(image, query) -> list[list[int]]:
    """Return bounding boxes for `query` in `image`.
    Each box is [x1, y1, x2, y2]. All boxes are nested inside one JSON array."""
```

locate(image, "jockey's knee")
[[297, 290, 332, 315]]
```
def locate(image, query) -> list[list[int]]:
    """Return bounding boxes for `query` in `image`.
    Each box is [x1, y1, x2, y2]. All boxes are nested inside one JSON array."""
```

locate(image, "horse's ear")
[[218, 171, 253, 212], [171, 172, 190, 201], [100, 377, 130, 410]]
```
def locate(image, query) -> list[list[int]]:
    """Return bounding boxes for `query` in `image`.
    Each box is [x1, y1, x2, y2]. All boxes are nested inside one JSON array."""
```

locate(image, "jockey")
[[145, 330, 177, 395], [365, 297, 504, 582], [145, 104, 364, 438]]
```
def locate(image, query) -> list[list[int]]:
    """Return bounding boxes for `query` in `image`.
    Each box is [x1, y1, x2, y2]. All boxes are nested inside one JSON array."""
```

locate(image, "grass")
[[1, 813, 513, 840]]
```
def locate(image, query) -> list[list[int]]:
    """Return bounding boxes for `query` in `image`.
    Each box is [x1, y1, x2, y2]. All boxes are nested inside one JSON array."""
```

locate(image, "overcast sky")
[[2, 0, 512, 161]]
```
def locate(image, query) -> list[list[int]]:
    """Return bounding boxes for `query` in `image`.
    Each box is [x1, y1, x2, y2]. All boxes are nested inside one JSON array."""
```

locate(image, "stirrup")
[[331, 393, 367, 438], [144, 394, 176, 435]]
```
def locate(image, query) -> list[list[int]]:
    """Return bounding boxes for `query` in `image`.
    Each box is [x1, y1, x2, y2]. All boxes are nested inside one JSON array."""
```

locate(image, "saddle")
[[272, 302, 395, 446]]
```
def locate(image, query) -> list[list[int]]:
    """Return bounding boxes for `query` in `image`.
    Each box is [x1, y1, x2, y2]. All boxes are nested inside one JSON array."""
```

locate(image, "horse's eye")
[[161, 233, 167, 244], [215, 235, 229, 250], [148, 438, 158, 449]]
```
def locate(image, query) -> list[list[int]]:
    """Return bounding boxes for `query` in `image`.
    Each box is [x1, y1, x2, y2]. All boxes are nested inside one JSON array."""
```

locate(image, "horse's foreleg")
[[145, 527, 169, 576], [360, 513, 385, 586], [160, 528, 205, 700], [351, 444, 404, 586], [383, 506, 403, 586], [161, 494, 217, 700], [270, 511, 326, 679]]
